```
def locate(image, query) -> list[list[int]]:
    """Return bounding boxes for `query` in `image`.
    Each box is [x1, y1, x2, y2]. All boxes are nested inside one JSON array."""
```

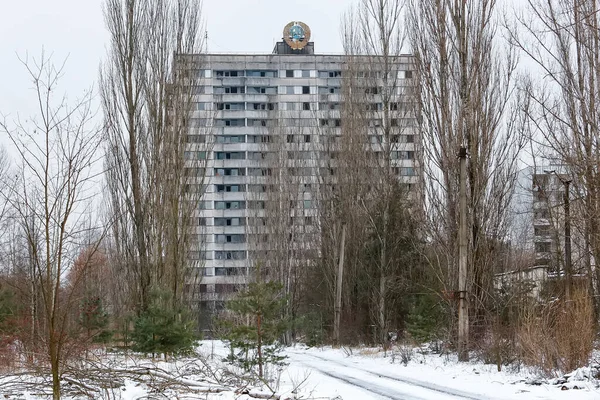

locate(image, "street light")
[[544, 169, 572, 301]]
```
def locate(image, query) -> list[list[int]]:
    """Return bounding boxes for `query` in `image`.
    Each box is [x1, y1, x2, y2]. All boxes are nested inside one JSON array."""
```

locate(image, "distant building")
[[499, 164, 575, 298]]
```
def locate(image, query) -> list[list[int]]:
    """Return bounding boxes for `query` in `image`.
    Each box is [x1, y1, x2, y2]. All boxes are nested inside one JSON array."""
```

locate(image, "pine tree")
[[131, 287, 196, 358], [220, 280, 288, 379], [79, 295, 112, 344]]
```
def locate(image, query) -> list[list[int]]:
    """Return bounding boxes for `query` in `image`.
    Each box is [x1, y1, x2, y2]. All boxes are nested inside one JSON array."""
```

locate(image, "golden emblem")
[[283, 21, 311, 50]]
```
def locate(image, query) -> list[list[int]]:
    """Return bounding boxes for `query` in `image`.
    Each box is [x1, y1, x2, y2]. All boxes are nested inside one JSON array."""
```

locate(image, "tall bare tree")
[[407, 0, 525, 346], [100, 0, 207, 315], [0, 54, 103, 400]]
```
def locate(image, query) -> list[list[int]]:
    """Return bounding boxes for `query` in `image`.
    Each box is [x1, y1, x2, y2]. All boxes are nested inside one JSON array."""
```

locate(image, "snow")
[[3, 341, 600, 399], [281, 344, 600, 400]]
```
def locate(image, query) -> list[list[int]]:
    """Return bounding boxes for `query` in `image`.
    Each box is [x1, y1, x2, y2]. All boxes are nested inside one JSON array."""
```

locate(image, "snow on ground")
[[280, 343, 600, 400], [4, 341, 600, 399]]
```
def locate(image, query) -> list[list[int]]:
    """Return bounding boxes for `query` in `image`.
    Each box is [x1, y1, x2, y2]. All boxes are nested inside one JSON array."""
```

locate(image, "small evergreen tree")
[[79, 295, 112, 344], [220, 280, 288, 379], [131, 287, 196, 358]]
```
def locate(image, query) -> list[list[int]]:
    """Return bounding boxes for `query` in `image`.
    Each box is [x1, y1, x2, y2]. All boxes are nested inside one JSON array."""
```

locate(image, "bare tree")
[[509, 0, 600, 309], [0, 53, 103, 400], [407, 0, 525, 349], [100, 0, 207, 317]]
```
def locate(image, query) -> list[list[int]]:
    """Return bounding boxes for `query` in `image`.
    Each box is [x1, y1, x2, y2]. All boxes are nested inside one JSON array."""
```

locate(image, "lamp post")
[[544, 169, 572, 301]]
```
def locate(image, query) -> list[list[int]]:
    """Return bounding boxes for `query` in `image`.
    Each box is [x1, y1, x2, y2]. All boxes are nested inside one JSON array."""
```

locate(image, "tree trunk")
[[257, 313, 263, 378]]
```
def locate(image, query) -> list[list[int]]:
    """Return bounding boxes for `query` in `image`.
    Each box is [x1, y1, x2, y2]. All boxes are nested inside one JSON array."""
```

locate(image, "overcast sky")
[[0, 0, 355, 122]]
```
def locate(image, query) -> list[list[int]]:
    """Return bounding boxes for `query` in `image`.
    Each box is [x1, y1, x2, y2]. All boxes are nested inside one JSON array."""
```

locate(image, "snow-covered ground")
[[4, 341, 600, 399], [281, 344, 600, 399]]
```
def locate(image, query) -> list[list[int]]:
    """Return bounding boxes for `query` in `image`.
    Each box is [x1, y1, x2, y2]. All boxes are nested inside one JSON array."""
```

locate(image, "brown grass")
[[517, 289, 595, 375]]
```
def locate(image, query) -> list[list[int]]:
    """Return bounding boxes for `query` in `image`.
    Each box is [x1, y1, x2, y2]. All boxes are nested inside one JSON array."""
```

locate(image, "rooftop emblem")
[[284, 21, 311, 50]]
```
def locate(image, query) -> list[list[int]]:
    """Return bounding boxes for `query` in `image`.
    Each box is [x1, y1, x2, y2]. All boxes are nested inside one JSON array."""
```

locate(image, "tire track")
[[289, 350, 497, 400]]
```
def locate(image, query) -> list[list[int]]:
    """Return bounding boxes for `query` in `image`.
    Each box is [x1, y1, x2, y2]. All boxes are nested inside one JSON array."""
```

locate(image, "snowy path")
[[287, 350, 496, 400]]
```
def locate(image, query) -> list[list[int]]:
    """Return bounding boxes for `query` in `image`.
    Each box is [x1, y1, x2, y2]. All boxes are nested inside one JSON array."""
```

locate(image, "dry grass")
[[517, 289, 595, 375]]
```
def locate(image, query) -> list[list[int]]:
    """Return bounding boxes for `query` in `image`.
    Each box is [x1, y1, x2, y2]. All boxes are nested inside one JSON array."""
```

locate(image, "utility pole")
[[333, 223, 346, 346], [458, 147, 469, 361], [563, 178, 572, 301], [545, 170, 572, 301]]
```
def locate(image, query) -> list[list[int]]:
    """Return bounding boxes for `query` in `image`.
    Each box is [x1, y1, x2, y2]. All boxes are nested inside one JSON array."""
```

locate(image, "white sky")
[[0, 0, 355, 123]]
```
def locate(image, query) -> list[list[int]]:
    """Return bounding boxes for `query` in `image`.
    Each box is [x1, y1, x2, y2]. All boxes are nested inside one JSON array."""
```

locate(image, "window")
[[215, 251, 247, 260], [302, 70, 311, 78], [215, 267, 246, 276], [215, 168, 245, 176], [215, 284, 239, 293], [214, 86, 245, 94], [398, 167, 416, 176], [249, 201, 266, 209], [215, 102, 244, 111], [186, 135, 206, 143], [318, 86, 341, 94], [302, 86, 310, 94], [216, 184, 244, 193], [286, 70, 294, 77], [304, 135, 311, 143], [248, 168, 272, 176], [215, 70, 243, 77], [218, 201, 243, 209], [247, 135, 273, 143], [215, 152, 245, 160], [198, 201, 211, 210], [303, 102, 311, 110], [303, 200, 312, 209], [184, 151, 202, 160], [287, 135, 294, 143], [248, 86, 276, 94], [535, 242, 551, 253], [246, 70, 276, 77], [198, 217, 207, 226], [185, 167, 205, 177], [216, 135, 245, 144], [286, 86, 295, 94], [215, 119, 245, 127], [404, 70, 413, 79], [214, 217, 244, 226], [392, 151, 415, 160], [319, 70, 342, 78], [319, 102, 341, 110], [534, 210, 550, 219], [215, 234, 245, 244], [251, 103, 276, 110]]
